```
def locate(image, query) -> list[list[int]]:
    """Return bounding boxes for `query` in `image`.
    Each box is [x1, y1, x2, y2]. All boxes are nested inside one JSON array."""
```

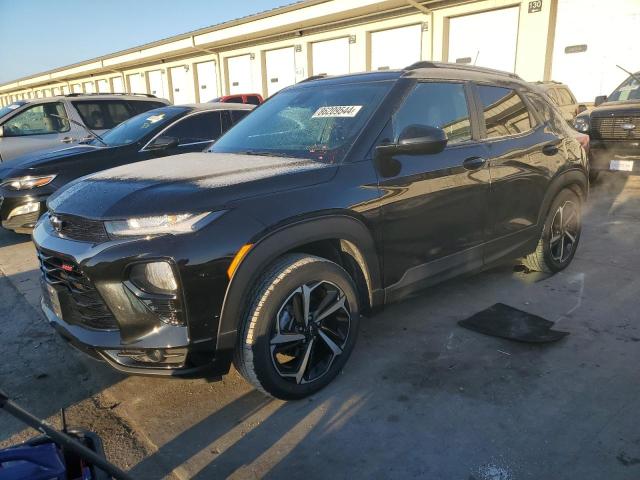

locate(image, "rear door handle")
[[462, 156, 487, 170], [61, 136, 75, 144], [542, 144, 559, 155]]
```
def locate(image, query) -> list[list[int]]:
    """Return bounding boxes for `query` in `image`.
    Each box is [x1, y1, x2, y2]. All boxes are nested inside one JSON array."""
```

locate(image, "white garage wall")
[[112, 77, 124, 93], [370, 24, 422, 70], [265, 46, 296, 96], [447, 6, 520, 73], [170, 66, 195, 104], [312, 37, 350, 75], [128, 73, 145, 94], [196, 61, 218, 101], [97, 79, 110, 93], [148, 70, 167, 99], [552, 0, 640, 102], [228, 54, 254, 94]]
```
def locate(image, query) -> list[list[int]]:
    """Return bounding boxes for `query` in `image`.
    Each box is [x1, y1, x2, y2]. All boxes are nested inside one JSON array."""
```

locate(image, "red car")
[[210, 93, 263, 105]]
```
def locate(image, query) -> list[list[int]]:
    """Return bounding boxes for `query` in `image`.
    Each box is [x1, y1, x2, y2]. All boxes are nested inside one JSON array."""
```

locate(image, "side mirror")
[[594, 95, 607, 107], [377, 125, 448, 157], [147, 135, 179, 151]]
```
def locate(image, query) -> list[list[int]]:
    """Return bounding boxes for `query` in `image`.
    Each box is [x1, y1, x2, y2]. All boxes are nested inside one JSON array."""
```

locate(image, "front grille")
[[591, 115, 640, 140], [38, 249, 118, 330], [50, 213, 110, 243]]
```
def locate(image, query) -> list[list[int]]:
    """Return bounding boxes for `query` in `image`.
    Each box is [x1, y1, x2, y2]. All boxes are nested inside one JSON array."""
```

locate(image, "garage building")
[[1, 0, 638, 106]]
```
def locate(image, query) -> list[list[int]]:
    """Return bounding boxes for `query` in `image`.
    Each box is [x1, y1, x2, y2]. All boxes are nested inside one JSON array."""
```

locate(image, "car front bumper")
[[590, 140, 640, 174], [32, 213, 236, 378]]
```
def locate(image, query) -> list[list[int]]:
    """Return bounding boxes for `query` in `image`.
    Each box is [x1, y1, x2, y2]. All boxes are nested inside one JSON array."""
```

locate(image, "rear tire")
[[523, 188, 582, 273], [234, 254, 360, 400]]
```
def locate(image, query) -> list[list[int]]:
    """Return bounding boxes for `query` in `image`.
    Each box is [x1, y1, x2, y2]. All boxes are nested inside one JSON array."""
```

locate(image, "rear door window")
[[72, 100, 138, 129], [163, 111, 223, 145], [230, 110, 250, 123], [476, 85, 535, 138], [393, 82, 472, 145], [2, 102, 70, 136]]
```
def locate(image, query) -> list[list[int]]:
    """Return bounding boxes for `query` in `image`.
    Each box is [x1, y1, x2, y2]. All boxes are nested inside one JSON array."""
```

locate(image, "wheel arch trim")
[[215, 214, 382, 353], [537, 168, 588, 227]]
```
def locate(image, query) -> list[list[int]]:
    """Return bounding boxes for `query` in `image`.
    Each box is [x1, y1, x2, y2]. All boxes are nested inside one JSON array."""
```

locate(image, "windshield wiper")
[[50, 114, 108, 147], [616, 65, 640, 84], [236, 150, 288, 158]]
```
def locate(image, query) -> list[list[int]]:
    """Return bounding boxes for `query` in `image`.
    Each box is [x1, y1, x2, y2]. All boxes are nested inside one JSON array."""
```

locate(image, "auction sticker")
[[312, 105, 362, 118]]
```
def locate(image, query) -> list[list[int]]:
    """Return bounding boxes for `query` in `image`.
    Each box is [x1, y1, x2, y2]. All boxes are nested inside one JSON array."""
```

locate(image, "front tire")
[[234, 254, 360, 400], [523, 188, 582, 273]]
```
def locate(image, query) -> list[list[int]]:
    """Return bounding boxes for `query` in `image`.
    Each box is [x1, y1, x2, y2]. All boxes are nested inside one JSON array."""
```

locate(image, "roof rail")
[[300, 74, 327, 83], [403, 61, 522, 80], [64, 92, 158, 98]]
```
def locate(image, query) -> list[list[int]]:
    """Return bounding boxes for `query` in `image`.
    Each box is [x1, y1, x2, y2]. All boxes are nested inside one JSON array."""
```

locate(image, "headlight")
[[573, 116, 590, 133], [1, 174, 56, 191], [104, 211, 221, 237]]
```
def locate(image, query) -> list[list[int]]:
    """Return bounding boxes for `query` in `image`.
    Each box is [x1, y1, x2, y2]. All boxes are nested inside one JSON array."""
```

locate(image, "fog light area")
[[104, 348, 187, 369], [130, 261, 177, 294]]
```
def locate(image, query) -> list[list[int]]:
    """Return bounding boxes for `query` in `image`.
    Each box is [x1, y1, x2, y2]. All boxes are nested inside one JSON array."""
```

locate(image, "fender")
[[215, 214, 383, 353], [536, 168, 588, 228]]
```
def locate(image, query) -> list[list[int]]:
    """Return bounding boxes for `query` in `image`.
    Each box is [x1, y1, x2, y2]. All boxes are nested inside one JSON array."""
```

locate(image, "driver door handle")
[[61, 136, 76, 144], [463, 156, 487, 170]]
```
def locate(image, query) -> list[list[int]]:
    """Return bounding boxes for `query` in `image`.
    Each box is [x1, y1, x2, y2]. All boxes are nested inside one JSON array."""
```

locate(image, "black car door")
[[474, 84, 567, 263], [376, 81, 491, 301]]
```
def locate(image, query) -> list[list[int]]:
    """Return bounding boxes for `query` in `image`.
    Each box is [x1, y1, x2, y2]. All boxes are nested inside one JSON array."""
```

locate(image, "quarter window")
[[477, 86, 534, 138], [393, 82, 472, 145], [163, 111, 222, 145], [2, 102, 70, 136]]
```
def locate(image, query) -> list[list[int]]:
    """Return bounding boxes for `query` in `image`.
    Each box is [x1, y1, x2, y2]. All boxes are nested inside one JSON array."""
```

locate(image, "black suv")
[[33, 63, 588, 400], [574, 71, 640, 179]]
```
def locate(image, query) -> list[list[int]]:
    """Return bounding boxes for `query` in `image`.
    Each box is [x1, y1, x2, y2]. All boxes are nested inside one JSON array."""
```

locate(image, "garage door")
[[170, 66, 195, 105], [552, 0, 640, 102], [371, 25, 422, 70], [148, 70, 166, 99], [448, 7, 519, 73], [196, 61, 218, 102], [265, 47, 296, 97], [112, 77, 124, 93], [312, 37, 350, 76], [72, 84, 82, 94], [83, 82, 95, 94], [228, 55, 254, 95], [97, 79, 110, 93], [127, 74, 145, 94]]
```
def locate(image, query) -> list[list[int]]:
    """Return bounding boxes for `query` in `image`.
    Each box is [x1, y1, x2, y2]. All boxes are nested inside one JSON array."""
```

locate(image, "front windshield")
[[211, 81, 393, 163], [0, 101, 26, 119], [608, 74, 640, 102], [93, 106, 188, 147]]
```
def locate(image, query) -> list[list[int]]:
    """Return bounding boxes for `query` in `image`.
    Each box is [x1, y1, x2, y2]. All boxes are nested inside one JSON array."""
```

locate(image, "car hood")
[[48, 152, 336, 219], [0, 144, 114, 178], [590, 100, 640, 116]]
